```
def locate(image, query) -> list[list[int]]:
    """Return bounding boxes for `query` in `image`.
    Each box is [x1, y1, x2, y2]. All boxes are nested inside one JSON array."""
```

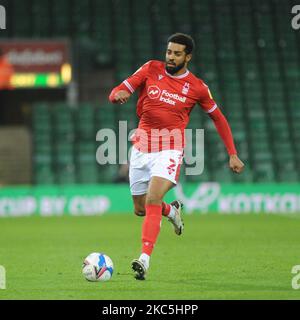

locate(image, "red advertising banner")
[[0, 40, 70, 72], [0, 39, 72, 88]]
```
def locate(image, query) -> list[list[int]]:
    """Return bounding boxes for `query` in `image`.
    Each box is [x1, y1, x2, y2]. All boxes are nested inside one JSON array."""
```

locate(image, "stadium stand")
[[2, 0, 297, 184]]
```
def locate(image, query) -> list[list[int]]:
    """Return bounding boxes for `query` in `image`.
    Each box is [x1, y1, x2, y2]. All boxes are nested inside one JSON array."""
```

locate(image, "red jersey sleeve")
[[197, 81, 237, 155], [209, 108, 237, 155], [122, 60, 152, 93], [197, 82, 218, 113], [108, 61, 151, 103]]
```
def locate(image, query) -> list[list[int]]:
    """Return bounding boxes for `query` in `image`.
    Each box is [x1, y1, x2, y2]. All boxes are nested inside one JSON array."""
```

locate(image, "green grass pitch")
[[0, 213, 300, 300]]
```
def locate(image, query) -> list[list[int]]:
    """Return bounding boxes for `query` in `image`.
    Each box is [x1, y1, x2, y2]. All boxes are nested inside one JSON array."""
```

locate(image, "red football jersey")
[[121, 60, 218, 152]]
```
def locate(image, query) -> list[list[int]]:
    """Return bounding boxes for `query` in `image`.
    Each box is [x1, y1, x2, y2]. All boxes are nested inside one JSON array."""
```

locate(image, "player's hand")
[[114, 90, 131, 104], [229, 154, 244, 174]]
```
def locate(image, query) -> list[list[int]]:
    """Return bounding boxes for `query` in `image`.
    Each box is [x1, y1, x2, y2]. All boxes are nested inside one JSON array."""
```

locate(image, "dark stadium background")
[[0, 0, 300, 300], [0, 0, 299, 188]]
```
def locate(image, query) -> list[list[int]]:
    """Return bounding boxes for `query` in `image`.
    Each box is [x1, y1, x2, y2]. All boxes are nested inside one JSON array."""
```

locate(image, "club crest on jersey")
[[182, 82, 190, 95], [147, 85, 161, 99], [158, 74, 164, 80]]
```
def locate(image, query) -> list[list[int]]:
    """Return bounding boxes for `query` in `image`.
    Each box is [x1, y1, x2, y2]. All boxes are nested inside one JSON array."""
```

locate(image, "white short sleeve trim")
[[206, 104, 218, 113], [123, 80, 135, 93]]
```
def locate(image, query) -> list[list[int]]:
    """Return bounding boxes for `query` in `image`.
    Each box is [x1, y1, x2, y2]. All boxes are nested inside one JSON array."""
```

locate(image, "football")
[[82, 253, 114, 282]]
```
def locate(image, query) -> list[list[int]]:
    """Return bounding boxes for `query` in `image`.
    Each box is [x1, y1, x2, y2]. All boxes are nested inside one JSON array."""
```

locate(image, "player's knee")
[[134, 204, 145, 216], [145, 194, 162, 206]]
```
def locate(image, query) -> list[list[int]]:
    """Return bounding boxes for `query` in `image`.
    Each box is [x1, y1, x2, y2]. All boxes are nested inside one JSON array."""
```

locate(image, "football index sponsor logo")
[[291, 5, 300, 30], [147, 85, 187, 106], [0, 5, 6, 30], [160, 90, 187, 106], [0, 265, 6, 289]]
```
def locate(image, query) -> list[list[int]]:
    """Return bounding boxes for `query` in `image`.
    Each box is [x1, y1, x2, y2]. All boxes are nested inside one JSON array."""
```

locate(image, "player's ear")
[[186, 53, 192, 63]]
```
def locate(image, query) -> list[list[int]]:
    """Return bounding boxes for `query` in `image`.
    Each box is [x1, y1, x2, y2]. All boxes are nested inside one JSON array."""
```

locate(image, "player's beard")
[[165, 61, 186, 75]]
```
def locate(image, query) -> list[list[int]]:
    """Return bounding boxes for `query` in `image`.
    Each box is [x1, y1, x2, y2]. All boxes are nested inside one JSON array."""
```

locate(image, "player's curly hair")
[[167, 33, 195, 55]]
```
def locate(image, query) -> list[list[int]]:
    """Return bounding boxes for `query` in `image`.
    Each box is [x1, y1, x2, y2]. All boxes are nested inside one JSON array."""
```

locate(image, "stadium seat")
[[77, 164, 99, 184], [34, 166, 55, 185], [56, 166, 76, 185], [98, 164, 119, 183], [211, 168, 233, 183], [76, 104, 96, 140], [254, 162, 275, 182]]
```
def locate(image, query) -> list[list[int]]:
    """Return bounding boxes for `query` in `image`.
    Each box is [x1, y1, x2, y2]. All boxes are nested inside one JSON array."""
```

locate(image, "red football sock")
[[162, 202, 171, 216], [142, 204, 162, 256]]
